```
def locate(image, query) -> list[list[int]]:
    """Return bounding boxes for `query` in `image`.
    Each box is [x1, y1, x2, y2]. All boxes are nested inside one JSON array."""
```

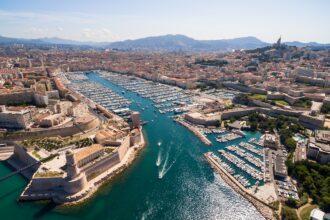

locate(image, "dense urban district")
[[0, 38, 329, 220]]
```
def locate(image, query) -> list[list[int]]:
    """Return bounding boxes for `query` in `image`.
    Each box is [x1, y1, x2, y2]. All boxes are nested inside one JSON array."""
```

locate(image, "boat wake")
[[156, 149, 162, 167], [158, 158, 177, 179], [141, 203, 154, 220], [158, 149, 169, 179], [158, 145, 182, 179]]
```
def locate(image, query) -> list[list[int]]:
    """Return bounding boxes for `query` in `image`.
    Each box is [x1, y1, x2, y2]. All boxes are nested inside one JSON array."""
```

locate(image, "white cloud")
[[81, 27, 118, 41], [0, 9, 119, 41]]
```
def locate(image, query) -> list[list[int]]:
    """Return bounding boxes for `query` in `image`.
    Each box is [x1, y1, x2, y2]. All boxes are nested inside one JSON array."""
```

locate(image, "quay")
[[204, 152, 274, 220], [216, 132, 243, 143], [175, 119, 212, 145]]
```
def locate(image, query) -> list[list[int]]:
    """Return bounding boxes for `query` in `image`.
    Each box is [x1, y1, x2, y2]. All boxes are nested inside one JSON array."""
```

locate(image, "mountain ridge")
[[0, 34, 329, 51]]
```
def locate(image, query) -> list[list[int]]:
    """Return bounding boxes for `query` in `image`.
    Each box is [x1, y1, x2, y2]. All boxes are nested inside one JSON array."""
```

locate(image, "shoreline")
[[204, 152, 275, 220]]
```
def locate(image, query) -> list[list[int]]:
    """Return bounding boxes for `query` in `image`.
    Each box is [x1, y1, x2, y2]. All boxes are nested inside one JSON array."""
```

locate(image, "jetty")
[[175, 119, 212, 145]]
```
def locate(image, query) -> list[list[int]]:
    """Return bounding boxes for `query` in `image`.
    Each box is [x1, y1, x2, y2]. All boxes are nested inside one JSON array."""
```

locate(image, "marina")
[[218, 150, 264, 181], [239, 142, 264, 157], [216, 131, 244, 143], [226, 145, 264, 170], [97, 71, 193, 115], [64, 72, 132, 118], [0, 71, 264, 220]]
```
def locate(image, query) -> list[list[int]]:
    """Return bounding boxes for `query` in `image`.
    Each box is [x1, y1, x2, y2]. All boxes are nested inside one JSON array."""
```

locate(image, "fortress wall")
[[267, 93, 284, 100], [28, 177, 64, 192], [3, 116, 99, 141], [221, 108, 257, 120], [271, 108, 303, 117], [221, 107, 303, 122], [83, 153, 120, 180], [222, 82, 250, 92], [130, 132, 141, 146], [251, 100, 273, 108], [64, 173, 88, 194], [0, 90, 35, 105], [249, 87, 267, 95], [13, 144, 39, 168], [118, 136, 130, 161]]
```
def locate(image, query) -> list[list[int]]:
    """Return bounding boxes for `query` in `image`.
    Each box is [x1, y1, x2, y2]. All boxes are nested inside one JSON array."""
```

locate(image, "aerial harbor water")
[[0, 71, 264, 220]]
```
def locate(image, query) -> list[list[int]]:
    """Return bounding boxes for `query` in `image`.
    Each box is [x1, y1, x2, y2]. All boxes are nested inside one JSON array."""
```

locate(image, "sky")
[[0, 0, 329, 43]]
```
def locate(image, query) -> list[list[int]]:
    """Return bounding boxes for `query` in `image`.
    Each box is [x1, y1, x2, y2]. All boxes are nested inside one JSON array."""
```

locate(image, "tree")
[[284, 138, 297, 152], [285, 197, 298, 208], [290, 161, 330, 212], [321, 103, 330, 114], [320, 195, 330, 212], [281, 206, 298, 220]]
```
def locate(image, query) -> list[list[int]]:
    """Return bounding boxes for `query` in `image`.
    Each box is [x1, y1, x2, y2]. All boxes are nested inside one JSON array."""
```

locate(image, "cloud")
[[0, 9, 118, 41], [0, 10, 96, 24], [81, 27, 118, 41]]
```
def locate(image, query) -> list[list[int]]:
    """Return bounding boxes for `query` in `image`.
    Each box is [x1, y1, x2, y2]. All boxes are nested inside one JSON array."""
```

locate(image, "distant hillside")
[[0, 34, 329, 52], [284, 41, 330, 48], [0, 35, 44, 44], [108, 34, 205, 51], [39, 37, 84, 45], [107, 35, 269, 52], [39, 37, 108, 47]]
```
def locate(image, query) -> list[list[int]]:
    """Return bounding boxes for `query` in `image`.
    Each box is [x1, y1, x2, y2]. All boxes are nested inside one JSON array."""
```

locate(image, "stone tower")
[[64, 149, 88, 195], [65, 149, 80, 180], [131, 111, 141, 128]]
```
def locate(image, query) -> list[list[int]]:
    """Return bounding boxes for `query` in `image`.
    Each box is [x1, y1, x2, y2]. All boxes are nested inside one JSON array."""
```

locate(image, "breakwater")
[[175, 119, 212, 145]]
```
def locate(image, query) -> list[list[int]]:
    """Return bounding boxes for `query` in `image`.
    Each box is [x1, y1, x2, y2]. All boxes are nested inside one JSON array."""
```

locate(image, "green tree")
[[285, 197, 298, 208], [281, 206, 298, 220], [284, 138, 297, 152]]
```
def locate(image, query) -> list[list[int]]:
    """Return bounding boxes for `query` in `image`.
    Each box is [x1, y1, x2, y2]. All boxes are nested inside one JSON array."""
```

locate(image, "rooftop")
[[316, 130, 330, 143], [74, 144, 104, 162]]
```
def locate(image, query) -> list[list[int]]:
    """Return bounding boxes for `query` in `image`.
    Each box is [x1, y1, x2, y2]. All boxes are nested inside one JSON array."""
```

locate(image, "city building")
[[184, 112, 219, 126], [74, 144, 105, 167], [307, 130, 330, 164], [263, 133, 279, 149], [310, 208, 325, 220], [299, 112, 325, 129], [0, 105, 32, 129], [274, 154, 287, 180]]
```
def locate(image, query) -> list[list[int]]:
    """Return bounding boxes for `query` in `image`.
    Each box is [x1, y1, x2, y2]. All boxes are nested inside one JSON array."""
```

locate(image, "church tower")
[[275, 36, 282, 48]]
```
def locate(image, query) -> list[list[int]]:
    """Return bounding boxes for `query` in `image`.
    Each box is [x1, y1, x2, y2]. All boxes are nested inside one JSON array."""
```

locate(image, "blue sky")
[[0, 0, 329, 43]]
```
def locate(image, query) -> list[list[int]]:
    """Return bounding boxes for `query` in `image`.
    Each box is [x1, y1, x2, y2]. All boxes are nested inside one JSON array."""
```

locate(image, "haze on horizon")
[[0, 0, 329, 43]]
